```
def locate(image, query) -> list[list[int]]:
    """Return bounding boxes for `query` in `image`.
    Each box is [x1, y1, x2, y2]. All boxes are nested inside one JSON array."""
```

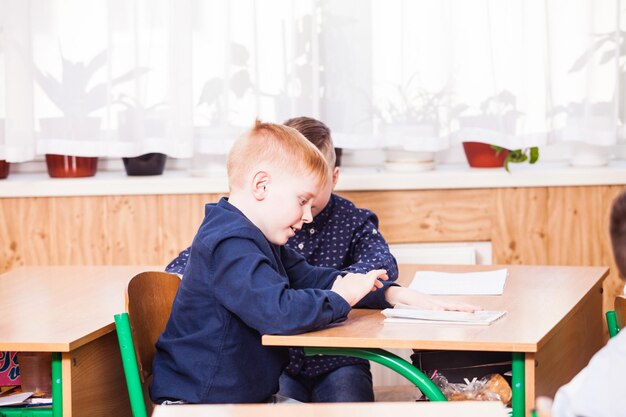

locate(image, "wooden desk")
[[263, 264, 608, 417], [0, 266, 159, 417], [152, 401, 509, 417]]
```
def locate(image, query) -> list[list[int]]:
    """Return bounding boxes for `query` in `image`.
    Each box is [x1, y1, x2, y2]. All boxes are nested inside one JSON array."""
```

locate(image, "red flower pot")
[[45, 154, 98, 178], [0, 160, 9, 179], [462, 142, 509, 168]]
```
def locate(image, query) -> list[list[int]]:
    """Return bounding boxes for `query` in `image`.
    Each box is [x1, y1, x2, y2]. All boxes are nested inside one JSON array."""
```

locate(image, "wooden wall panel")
[[548, 186, 625, 312], [48, 196, 109, 265], [1, 185, 623, 312], [492, 188, 548, 264], [107, 195, 161, 265], [339, 190, 493, 243], [159, 193, 220, 264], [548, 187, 608, 267], [0, 197, 51, 273]]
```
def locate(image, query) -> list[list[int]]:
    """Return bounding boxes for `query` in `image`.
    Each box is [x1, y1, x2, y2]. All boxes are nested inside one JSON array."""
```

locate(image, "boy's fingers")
[[367, 269, 388, 280]]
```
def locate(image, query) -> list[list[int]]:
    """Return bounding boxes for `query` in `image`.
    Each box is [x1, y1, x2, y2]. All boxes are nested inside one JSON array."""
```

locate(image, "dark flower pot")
[[122, 153, 167, 176], [45, 154, 98, 178], [462, 142, 509, 168], [0, 160, 9, 179]]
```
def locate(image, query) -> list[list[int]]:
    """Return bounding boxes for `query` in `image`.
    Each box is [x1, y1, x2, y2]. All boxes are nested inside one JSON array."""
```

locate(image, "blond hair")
[[227, 120, 329, 191]]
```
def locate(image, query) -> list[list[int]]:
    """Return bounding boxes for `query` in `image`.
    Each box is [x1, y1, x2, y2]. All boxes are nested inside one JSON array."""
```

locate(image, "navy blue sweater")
[[150, 198, 352, 403], [165, 194, 399, 379]]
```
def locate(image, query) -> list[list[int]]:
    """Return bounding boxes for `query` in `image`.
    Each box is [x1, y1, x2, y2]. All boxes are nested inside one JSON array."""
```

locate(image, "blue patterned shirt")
[[165, 193, 399, 377]]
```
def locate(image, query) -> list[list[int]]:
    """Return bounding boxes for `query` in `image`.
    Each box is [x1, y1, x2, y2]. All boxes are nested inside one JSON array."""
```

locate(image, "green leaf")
[[491, 145, 504, 156], [529, 147, 539, 164]]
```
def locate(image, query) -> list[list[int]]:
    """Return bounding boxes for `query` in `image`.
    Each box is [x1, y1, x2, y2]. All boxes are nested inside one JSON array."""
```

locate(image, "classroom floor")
[[374, 385, 422, 402]]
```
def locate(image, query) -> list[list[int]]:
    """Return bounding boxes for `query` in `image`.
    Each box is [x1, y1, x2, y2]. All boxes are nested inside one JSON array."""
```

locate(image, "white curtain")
[[0, 0, 623, 163]]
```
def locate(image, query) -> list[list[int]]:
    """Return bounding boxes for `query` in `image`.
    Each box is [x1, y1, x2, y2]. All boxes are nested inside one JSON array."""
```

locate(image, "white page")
[[382, 308, 506, 325], [0, 392, 33, 406], [408, 269, 508, 295]]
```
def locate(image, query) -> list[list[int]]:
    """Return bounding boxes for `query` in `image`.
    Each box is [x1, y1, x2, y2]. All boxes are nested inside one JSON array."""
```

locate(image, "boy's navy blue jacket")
[[150, 198, 352, 404]]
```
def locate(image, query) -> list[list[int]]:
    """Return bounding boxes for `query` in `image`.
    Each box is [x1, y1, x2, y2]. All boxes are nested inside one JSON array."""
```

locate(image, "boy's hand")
[[331, 269, 388, 306], [386, 287, 481, 312]]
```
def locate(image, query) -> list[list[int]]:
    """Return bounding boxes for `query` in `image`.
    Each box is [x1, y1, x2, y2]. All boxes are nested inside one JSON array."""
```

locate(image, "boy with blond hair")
[[164, 117, 475, 403], [150, 120, 389, 404]]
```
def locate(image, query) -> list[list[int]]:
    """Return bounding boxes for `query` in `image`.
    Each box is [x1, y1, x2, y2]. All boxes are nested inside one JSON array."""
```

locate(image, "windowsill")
[[2, 161, 626, 198]]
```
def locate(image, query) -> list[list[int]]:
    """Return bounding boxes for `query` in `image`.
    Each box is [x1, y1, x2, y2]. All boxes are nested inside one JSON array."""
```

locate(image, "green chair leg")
[[304, 347, 447, 401], [606, 310, 619, 338], [115, 313, 148, 417]]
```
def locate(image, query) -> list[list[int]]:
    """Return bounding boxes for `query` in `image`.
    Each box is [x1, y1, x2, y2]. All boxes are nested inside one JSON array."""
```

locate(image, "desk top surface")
[[1, 264, 606, 353], [151, 401, 509, 417], [263, 264, 608, 352], [0, 265, 160, 352]]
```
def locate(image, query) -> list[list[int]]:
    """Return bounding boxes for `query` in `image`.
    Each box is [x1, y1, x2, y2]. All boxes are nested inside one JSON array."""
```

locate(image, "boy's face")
[[256, 170, 321, 245], [311, 166, 339, 218]]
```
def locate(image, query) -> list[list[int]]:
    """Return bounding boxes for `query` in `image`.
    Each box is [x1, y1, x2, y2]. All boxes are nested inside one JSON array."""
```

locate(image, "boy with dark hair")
[[164, 117, 474, 403], [150, 120, 390, 404]]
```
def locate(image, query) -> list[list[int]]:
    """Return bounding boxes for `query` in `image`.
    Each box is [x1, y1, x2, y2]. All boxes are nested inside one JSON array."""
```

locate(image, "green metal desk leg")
[[304, 347, 446, 401], [606, 311, 619, 338], [511, 352, 525, 417], [51, 352, 62, 417]]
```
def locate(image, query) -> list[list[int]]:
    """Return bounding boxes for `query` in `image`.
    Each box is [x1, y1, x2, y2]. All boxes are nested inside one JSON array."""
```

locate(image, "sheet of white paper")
[[382, 308, 506, 325], [408, 269, 508, 295], [0, 392, 33, 406]]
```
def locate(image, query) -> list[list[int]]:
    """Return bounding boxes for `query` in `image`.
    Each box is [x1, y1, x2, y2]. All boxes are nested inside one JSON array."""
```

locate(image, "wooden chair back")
[[126, 271, 181, 384]]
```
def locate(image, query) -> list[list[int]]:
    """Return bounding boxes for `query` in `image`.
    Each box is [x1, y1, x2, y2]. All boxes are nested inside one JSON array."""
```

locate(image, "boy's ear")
[[251, 171, 270, 200], [331, 166, 340, 187]]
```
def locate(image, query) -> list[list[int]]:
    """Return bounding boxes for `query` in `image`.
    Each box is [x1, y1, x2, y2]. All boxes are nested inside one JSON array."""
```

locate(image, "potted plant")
[[35, 49, 146, 177], [116, 94, 169, 176], [462, 142, 539, 171], [458, 90, 539, 170], [192, 43, 253, 177], [375, 77, 449, 172], [556, 31, 624, 166], [0, 119, 8, 179]]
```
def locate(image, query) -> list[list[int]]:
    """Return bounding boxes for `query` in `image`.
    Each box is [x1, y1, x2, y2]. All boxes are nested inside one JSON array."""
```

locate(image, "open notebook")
[[382, 305, 506, 325]]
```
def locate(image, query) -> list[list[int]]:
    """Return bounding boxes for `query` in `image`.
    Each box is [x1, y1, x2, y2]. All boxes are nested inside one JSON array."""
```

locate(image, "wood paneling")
[[492, 188, 548, 264], [48, 196, 109, 265], [1, 186, 623, 312], [159, 193, 219, 261], [0, 197, 51, 271], [339, 190, 493, 243], [107, 195, 161, 264], [548, 186, 626, 311]]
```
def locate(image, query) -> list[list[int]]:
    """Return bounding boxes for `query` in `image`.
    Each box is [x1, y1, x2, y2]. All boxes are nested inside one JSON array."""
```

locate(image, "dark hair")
[[283, 117, 339, 167], [610, 190, 626, 278]]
